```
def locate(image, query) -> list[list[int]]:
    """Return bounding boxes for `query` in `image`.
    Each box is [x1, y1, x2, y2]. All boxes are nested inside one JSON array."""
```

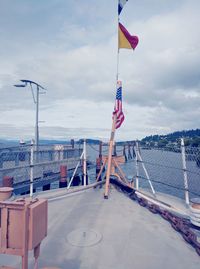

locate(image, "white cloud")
[[0, 0, 200, 141]]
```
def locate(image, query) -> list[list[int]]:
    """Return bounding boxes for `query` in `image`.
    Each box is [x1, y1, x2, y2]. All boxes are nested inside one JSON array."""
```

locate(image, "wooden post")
[[96, 157, 101, 179], [71, 139, 75, 149], [59, 165, 67, 188], [113, 142, 117, 156], [128, 144, 132, 159], [104, 116, 116, 199], [96, 158, 107, 182], [99, 141, 102, 158], [123, 145, 127, 162]]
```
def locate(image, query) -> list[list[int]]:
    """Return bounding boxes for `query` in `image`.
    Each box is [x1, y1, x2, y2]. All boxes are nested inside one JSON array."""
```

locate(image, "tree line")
[[141, 129, 200, 147]]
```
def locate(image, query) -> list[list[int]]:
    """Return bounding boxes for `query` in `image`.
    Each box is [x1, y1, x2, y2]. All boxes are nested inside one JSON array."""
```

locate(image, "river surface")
[[86, 145, 200, 200]]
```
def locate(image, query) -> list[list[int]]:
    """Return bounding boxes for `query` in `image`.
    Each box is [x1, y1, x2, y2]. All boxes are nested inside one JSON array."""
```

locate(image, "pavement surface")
[[1, 185, 200, 269]]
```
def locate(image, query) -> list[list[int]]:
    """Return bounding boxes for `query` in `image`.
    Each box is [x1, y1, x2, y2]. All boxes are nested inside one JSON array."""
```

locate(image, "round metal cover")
[[67, 228, 102, 247]]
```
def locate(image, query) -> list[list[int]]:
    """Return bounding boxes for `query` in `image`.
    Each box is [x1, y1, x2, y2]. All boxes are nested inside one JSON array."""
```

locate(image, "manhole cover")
[[67, 228, 102, 247]]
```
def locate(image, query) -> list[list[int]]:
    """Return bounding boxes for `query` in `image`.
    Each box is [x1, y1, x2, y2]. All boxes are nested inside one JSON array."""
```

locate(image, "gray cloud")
[[0, 0, 199, 140]]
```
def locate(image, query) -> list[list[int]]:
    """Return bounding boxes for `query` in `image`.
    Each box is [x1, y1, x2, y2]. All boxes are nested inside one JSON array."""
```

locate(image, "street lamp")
[[14, 80, 46, 150]]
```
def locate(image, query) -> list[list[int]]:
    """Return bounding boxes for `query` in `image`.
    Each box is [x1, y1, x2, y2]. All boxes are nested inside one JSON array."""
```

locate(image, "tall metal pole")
[[83, 139, 87, 186], [116, 9, 120, 81], [137, 148, 156, 195], [14, 80, 45, 152], [104, 3, 121, 198], [181, 138, 190, 205], [30, 139, 34, 198], [67, 151, 84, 189], [35, 85, 39, 152], [135, 141, 139, 190], [104, 115, 116, 198]]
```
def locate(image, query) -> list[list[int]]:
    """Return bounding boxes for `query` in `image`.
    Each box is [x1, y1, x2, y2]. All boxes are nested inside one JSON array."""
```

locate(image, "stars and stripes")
[[118, 0, 128, 15], [113, 81, 125, 129]]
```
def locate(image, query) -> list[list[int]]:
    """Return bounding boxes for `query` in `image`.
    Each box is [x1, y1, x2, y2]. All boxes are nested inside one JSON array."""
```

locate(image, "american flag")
[[113, 81, 125, 129]]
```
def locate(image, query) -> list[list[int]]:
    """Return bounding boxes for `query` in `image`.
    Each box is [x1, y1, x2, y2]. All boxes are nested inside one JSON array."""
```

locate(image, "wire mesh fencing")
[[136, 145, 184, 198], [86, 143, 134, 182], [0, 145, 31, 185], [80, 140, 200, 202], [133, 142, 200, 201], [1, 139, 199, 200], [87, 140, 200, 201], [184, 145, 200, 199], [33, 144, 82, 179], [0, 143, 83, 194]]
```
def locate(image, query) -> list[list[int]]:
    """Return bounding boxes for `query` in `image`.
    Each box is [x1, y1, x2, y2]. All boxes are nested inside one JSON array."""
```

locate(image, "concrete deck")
[[1, 185, 200, 269]]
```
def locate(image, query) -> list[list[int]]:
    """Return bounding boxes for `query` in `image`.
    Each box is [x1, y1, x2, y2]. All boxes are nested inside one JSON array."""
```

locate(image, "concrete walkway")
[[1, 185, 200, 269]]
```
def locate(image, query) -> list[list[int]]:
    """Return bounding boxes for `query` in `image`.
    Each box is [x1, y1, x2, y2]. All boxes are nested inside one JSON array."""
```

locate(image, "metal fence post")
[[137, 142, 156, 196], [30, 139, 34, 198], [134, 141, 139, 190], [83, 139, 87, 186], [181, 138, 190, 205], [67, 151, 84, 189]]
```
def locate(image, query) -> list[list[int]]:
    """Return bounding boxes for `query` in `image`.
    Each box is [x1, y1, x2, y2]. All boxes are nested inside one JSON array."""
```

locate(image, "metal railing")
[[133, 140, 200, 202], [1, 139, 200, 203], [0, 143, 82, 194], [87, 139, 200, 203]]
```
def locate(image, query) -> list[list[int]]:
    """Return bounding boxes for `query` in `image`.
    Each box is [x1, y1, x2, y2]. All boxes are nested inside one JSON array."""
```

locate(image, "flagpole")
[[104, 2, 120, 198], [104, 1, 138, 198], [116, 49, 119, 81], [116, 5, 120, 81], [116, 17, 119, 81], [104, 115, 116, 198]]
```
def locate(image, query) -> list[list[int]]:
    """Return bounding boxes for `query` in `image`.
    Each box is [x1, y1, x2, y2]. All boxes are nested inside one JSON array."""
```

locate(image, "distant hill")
[[142, 129, 200, 147], [0, 138, 101, 148], [78, 139, 101, 145], [1, 129, 200, 148], [0, 139, 18, 148], [0, 139, 70, 146]]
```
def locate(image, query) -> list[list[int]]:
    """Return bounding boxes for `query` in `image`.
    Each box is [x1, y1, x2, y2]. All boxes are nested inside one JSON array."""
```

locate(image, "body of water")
[[1, 144, 199, 200], [86, 145, 200, 200]]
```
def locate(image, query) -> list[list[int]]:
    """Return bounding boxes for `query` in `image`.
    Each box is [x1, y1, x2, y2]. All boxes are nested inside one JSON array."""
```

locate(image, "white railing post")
[[30, 139, 34, 198], [134, 141, 139, 190], [181, 138, 190, 205], [83, 139, 87, 186], [67, 151, 84, 189], [137, 143, 156, 196]]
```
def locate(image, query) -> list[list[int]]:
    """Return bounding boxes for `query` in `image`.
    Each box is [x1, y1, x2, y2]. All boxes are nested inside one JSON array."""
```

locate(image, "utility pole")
[[14, 80, 46, 151]]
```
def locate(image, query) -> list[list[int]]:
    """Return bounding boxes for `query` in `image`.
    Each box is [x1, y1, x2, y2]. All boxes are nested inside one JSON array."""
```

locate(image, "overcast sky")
[[0, 0, 200, 142]]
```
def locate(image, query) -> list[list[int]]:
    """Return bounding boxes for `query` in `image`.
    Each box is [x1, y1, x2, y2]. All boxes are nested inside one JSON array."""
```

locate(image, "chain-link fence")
[[1, 140, 199, 200], [135, 145, 184, 198], [87, 142, 135, 183], [184, 145, 200, 198], [0, 145, 31, 186], [32, 144, 82, 180], [133, 141, 200, 201], [0, 143, 82, 194], [87, 140, 200, 201]]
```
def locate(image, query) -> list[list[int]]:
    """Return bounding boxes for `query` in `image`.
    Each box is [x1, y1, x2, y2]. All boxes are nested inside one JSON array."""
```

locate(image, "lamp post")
[[14, 80, 46, 151]]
